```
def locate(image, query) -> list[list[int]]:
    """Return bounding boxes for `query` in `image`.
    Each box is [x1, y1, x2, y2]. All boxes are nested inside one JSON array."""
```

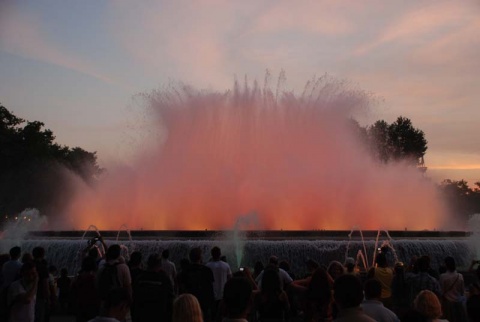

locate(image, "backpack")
[[97, 262, 121, 300]]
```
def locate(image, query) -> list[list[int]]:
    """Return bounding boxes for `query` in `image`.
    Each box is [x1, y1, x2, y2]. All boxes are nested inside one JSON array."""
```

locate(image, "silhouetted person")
[[1, 246, 22, 290], [161, 249, 177, 291], [71, 257, 100, 322], [132, 253, 174, 322], [181, 248, 214, 321], [407, 255, 441, 304], [333, 274, 375, 322], [32, 246, 49, 322], [222, 277, 252, 322], [7, 261, 38, 322], [205, 246, 232, 319], [128, 251, 144, 284], [361, 278, 399, 322], [56, 268, 71, 314], [88, 288, 131, 322], [439, 256, 467, 322]]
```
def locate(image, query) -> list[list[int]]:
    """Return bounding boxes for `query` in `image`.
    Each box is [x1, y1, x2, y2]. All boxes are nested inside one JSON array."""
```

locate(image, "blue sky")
[[1, 0, 479, 185]]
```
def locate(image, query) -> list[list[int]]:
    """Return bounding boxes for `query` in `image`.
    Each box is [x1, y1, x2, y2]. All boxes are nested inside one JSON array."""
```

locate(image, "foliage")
[[0, 104, 102, 220], [438, 179, 480, 223], [365, 116, 427, 167]]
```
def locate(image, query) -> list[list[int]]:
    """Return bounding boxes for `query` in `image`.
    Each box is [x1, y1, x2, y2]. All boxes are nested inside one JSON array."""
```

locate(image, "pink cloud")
[[353, 2, 469, 55]]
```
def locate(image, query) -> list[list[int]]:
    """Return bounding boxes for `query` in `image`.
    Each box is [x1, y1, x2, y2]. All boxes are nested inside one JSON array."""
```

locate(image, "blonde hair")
[[173, 294, 204, 322], [414, 290, 442, 319]]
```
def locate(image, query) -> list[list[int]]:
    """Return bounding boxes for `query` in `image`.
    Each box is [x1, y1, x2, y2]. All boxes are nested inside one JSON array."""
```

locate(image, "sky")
[[0, 0, 479, 186]]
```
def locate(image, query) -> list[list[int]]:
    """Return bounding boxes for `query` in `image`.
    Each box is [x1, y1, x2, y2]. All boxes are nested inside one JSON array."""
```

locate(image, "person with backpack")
[[96, 245, 132, 303]]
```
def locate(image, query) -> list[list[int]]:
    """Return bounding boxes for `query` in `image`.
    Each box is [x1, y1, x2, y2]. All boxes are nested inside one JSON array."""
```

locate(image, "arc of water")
[[346, 226, 369, 269], [116, 224, 133, 242], [116, 224, 134, 259]]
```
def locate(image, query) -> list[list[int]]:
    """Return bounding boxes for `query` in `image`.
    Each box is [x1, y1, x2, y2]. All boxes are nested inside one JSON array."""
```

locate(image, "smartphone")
[[239, 267, 244, 271]]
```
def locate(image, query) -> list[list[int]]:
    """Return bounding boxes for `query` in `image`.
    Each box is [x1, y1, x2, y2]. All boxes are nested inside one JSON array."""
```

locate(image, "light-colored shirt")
[[206, 260, 232, 300], [255, 268, 293, 289], [361, 299, 400, 322], [7, 280, 36, 322], [1, 260, 22, 290], [439, 271, 464, 302], [160, 258, 177, 288], [334, 307, 377, 322]]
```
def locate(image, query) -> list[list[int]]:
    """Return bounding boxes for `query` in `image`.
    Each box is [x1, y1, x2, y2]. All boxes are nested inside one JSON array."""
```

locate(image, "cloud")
[[353, 2, 470, 56], [0, 5, 113, 84]]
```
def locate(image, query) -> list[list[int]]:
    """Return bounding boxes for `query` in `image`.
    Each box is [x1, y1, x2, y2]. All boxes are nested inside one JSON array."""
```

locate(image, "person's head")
[[81, 256, 97, 273], [269, 255, 279, 266], [223, 277, 253, 319], [211, 246, 221, 261], [414, 290, 442, 319], [147, 253, 162, 271], [20, 261, 37, 283], [364, 278, 382, 300], [172, 293, 203, 322], [467, 294, 480, 322], [106, 244, 121, 261], [344, 257, 355, 273], [375, 252, 387, 267], [102, 288, 131, 320], [162, 249, 170, 259], [333, 274, 363, 309], [444, 256, 456, 272], [60, 268, 68, 277], [128, 251, 142, 268], [261, 266, 281, 295], [32, 246, 45, 260], [416, 255, 431, 273], [9, 246, 21, 260], [307, 268, 331, 304], [328, 261, 344, 280], [189, 247, 202, 264]]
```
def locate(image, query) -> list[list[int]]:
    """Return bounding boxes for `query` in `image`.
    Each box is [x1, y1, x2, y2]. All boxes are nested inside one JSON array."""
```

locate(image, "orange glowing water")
[[66, 76, 449, 230]]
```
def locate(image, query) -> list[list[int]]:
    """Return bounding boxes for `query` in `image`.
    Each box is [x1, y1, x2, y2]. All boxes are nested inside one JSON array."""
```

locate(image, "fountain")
[[0, 75, 472, 276]]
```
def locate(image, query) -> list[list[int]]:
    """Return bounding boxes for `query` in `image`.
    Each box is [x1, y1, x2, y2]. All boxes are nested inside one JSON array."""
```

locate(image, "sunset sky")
[[1, 0, 479, 186]]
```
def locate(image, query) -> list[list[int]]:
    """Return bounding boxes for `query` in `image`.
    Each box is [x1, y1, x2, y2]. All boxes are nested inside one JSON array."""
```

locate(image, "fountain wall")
[[7, 238, 473, 277]]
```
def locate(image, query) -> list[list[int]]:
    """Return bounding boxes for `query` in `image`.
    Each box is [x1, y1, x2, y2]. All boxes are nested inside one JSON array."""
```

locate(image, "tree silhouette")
[[0, 104, 102, 222]]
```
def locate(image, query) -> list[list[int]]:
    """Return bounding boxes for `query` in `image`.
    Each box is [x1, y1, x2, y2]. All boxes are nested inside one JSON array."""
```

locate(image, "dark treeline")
[[0, 104, 479, 226], [0, 104, 102, 222]]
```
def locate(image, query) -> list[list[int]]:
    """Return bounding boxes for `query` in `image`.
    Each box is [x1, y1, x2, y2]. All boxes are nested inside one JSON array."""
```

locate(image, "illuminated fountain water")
[[1, 75, 472, 275], [66, 74, 450, 231]]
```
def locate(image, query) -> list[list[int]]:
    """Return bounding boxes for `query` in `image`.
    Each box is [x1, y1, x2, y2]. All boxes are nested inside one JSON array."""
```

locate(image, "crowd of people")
[[1, 237, 480, 322]]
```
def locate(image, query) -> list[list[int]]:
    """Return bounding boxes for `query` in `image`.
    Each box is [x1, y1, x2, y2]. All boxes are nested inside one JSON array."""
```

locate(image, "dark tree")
[[366, 116, 427, 168], [0, 104, 102, 222], [439, 179, 480, 225], [388, 116, 427, 166]]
